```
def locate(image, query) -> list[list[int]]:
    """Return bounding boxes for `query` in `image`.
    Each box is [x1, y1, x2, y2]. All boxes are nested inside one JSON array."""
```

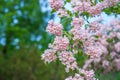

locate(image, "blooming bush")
[[42, 0, 120, 80]]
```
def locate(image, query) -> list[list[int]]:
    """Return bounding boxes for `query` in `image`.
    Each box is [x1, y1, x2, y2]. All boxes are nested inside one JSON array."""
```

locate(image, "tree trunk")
[[2, 44, 7, 58]]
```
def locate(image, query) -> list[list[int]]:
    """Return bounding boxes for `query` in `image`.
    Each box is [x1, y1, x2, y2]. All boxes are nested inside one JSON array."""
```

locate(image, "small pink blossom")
[[102, 60, 109, 68], [117, 32, 120, 39], [85, 45, 103, 58], [41, 49, 57, 63], [49, 0, 63, 10], [110, 52, 117, 59], [83, 70, 96, 80], [73, 1, 84, 13], [71, 17, 84, 27], [108, 32, 116, 38], [57, 9, 68, 17], [65, 73, 84, 80], [100, 38, 109, 47], [71, 28, 89, 41], [88, 6, 102, 16], [59, 51, 77, 72], [54, 36, 69, 51], [114, 59, 120, 71], [114, 42, 120, 52], [83, 2, 91, 11], [116, 25, 120, 29], [46, 20, 63, 36]]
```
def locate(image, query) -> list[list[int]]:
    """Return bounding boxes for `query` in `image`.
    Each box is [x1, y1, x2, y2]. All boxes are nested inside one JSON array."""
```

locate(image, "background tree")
[[0, 0, 53, 58], [0, 0, 65, 80]]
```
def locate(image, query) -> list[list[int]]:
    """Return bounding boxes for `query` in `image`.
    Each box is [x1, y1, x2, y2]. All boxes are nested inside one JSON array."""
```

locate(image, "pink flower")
[[49, 0, 63, 10], [41, 49, 57, 63], [71, 17, 84, 27], [102, 60, 109, 68], [88, 6, 102, 16], [83, 37, 95, 47], [73, 73, 84, 80], [83, 2, 91, 11], [65, 73, 84, 80], [101, 0, 109, 8], [117, 32, 120, 39], [83, 59, 93, 69], [85, 45, 103, 58], [114, 59, 120, 71], [83, 70, 95, 80], [100, 38, 109, 47], [106, 0, 119, 7], [71, 0, 80, 6], [89, 21, 100, 32], [46, 20, 63, 36], [114, 42, 120, 52], [108, 32, 116, 38], [59, 51, 77, 72], [110, 52, 117, 59], [116, 25, 120, 29], [54, 36, 69, 51], [57, 9, 68, 17], [71, 28, 89, 41], [73, 1, 84, 13]]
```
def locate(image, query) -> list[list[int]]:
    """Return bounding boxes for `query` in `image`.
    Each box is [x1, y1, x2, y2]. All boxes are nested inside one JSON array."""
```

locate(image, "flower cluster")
[[71, 28, 89, 41], [42, 0, 120, 80], [65, 73, 84, 80], [71, 17, 84, 27], [53, 36, 69, 51], [71, 0, 120, 16], [85, 45, 103, 58], [48, 0, 63, 10], [41, 49, 56, 63], [83, 70, 96, 80], [57, 9, 68, 17], [59, 51, 78, 72], [114, 42, 120, 52], [46, 20, 63, 36], [65, 69, 97, 80]]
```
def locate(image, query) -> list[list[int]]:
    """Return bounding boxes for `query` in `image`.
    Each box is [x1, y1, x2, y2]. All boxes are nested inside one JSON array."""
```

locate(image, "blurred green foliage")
[[0, 0, 52, 57], [0, 0, 56, 80], [0, 46, 68, 80]]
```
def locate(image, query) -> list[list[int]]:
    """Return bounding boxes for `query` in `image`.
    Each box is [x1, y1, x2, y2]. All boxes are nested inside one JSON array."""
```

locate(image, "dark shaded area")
[[0, 46, 67, 80]]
